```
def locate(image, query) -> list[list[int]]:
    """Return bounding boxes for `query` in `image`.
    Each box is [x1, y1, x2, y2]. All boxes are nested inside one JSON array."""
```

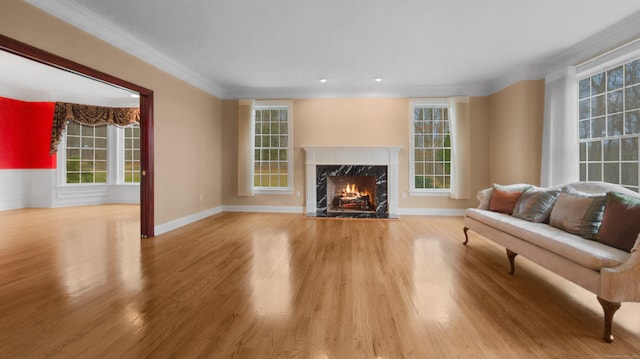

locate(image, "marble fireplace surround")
[[303, 146, 401, 218]]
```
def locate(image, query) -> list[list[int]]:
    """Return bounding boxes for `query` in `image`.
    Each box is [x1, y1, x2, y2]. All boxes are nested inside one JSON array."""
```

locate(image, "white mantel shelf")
[[302, 146, 401, 218]]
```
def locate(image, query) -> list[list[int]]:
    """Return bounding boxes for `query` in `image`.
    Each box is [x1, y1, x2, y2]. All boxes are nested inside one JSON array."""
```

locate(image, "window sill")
[[409, 190, 451, 197], [253, 188, 294, 195], [62, 183, 110, 187], [62, 182, 140, 187]]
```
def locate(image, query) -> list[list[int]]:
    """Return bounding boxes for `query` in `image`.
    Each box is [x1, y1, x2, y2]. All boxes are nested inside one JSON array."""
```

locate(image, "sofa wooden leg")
[[506, 249, 518, 275], [597, 296, 621, 343], [463, 227, 469, 245]]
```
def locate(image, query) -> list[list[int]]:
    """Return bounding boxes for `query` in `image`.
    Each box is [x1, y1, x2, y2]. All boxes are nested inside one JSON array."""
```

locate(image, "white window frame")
[[576, 48, 640, 193], [252, 100, 294, 194], [57, 124, 140, 187], [409, 98, 452, 196], [121, 124, 141, 184], [59, 122, 109, 185]]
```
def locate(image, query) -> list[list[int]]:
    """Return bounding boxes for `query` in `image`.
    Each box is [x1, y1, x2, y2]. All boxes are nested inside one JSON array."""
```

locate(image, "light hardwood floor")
[[1, 206, 640, 358]]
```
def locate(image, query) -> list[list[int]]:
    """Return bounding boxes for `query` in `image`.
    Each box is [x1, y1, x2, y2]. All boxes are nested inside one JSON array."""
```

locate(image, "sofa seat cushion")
[[466, 208, 630, 271]]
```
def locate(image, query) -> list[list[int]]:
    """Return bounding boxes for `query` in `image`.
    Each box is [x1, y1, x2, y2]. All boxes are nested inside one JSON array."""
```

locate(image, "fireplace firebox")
[[328, 176, 376, 214], [315, 165, 388, 218]]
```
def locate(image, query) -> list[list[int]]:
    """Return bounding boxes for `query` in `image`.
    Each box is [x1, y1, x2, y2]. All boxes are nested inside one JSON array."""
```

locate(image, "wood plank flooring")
[[1, 206, 640, 358]]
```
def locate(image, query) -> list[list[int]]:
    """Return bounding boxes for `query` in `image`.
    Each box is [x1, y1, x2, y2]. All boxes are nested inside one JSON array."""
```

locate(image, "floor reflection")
[[58, 225, 108, 298], [115, 221, 142, 293], [413, 237, 453, 323], [250, 231, 292, 318], [56, 209, 142, 299]]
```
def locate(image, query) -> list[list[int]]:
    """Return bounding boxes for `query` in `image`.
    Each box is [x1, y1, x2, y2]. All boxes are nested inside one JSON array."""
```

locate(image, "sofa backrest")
[[561, 181, 640, 199], [477, 181, 640, 209]]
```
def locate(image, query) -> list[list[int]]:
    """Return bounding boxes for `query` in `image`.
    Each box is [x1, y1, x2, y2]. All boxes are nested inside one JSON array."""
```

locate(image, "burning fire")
[[341, 183, 372, 200], [332, 180, 375, 212]]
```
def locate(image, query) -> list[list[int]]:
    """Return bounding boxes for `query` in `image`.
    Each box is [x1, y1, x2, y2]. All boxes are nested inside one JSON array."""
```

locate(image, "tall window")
[[66, 123, 108, 184], [578, 57, 640, 192], [253, 101, 293, 192], [410, 99, 452, 193], [123, 124, 141, 183]]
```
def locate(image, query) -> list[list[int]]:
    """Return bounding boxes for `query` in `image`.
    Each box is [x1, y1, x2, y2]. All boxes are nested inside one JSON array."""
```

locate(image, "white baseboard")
[[154, 206, 224, 236], [151, 205, 466, 237], [0, 198, 28, 211], [222, 205, 305, 213], [222, 205, 463, 216]]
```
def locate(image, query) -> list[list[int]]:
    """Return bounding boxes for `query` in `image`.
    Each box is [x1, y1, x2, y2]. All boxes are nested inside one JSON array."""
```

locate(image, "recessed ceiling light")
[[374, 77, 383, 82], [130, 93, 140, 98], [319, 78, 327, 83]]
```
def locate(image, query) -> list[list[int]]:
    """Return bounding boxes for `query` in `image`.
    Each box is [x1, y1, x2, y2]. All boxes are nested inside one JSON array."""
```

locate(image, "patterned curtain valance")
[[50, 102, 140, 154]]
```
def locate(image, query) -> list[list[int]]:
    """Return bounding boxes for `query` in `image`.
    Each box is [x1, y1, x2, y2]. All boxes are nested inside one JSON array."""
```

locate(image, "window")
[[578, 57, 640, 192], [253, 101, 293, 192], [66, 122, 108, 184], [63, 122, 141, 185], [410, 99, 452, 193], [123, 124, 141, 183]]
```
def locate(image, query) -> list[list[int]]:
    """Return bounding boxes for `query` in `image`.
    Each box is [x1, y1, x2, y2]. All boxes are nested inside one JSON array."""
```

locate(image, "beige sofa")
[[463, 181, 640, 342]]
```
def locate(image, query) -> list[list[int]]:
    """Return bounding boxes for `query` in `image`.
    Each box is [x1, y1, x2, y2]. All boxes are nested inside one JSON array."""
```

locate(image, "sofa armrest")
[[600, 233, 640, 302], [477, 188, 493, 209]]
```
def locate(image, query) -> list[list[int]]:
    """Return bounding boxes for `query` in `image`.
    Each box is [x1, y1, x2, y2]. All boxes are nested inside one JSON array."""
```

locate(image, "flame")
[[345, 183, 358, 194], [342, 183, 371, 199]]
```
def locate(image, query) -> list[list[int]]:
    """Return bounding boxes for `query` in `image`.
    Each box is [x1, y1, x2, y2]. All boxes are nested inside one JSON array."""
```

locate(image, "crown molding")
[[23, 1, 640, 101], [541, 9, 640, 80], [486, 10, 640, 95], [485, 64, 545, 95], [24, 0, 224, 98], [221, 84, 490, 100]]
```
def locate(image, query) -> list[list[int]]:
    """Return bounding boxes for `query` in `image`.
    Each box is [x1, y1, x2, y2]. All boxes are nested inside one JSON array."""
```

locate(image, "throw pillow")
[[549, 186, 606, 240], [489, 184, 530, 214], [479, 183, 531, 210], [597, 192, 640, 252], [512, 190, 560, 223]]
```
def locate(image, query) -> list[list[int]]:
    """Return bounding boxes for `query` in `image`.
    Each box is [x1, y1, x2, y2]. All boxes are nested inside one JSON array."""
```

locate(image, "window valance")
[[50, 102, 140, 154]]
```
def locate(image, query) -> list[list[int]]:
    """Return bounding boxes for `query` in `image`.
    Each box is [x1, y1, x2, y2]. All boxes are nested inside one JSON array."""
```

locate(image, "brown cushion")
[[597, 192, 640, 252], [489, 185, 528, 214]]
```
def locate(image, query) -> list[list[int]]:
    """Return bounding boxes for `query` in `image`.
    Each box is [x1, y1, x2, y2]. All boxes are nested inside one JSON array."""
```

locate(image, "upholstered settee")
[[463, 181, 640, 342]]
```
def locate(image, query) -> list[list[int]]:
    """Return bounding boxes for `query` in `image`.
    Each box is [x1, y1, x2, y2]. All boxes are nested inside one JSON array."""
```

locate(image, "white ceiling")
[[16, 0, 640, 99], [0, 50, 139, 107]]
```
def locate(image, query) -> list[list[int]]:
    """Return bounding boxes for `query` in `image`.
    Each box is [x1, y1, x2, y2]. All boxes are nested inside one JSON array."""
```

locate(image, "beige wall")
[[0, 0, 223, 225], [222, 97, 491, 210], [488, 80, 545, 186]]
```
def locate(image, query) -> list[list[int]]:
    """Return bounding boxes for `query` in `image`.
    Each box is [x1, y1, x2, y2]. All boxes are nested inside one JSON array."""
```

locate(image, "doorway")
[[0, 34, 154, 237]]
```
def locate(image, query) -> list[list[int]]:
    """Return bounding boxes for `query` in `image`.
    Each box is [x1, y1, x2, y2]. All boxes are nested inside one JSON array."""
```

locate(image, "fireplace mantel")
[[303, 146, 401, 218]]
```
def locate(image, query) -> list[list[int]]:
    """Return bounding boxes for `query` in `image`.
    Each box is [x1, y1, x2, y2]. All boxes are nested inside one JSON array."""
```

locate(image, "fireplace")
[[328, 176, 376, 214], [316, 165, 388, 218], [303, 146, 401, 218]]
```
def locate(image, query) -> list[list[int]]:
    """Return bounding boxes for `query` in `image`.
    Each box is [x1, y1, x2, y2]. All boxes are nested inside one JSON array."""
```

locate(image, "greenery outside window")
[[409, 99, 452, 194], [578, 57, 640, 192], [64, 123, 141, 185], [66, 122, 108, 184], [253, 100, 293, 193], [123, 124, 141, 183]]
